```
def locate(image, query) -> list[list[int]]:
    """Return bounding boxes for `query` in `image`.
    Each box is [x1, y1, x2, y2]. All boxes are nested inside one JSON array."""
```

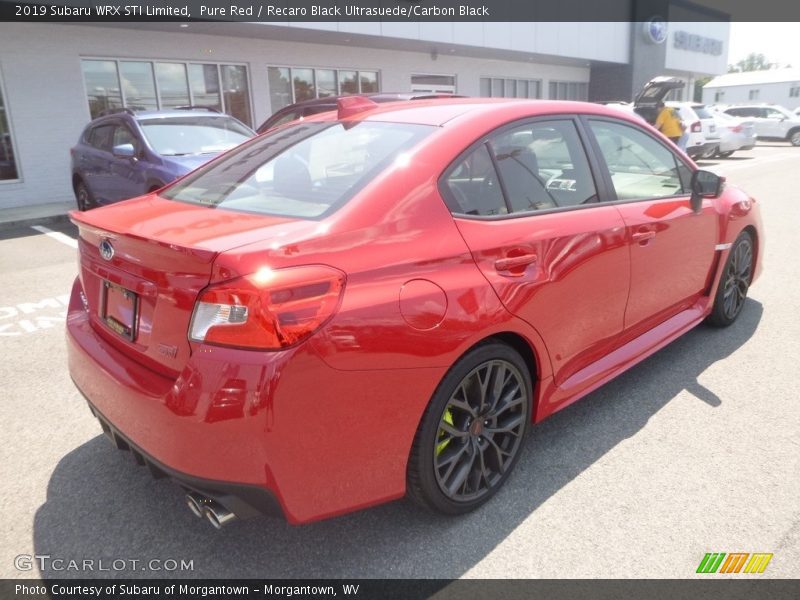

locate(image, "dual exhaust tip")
[[185, 491, 237, 529]]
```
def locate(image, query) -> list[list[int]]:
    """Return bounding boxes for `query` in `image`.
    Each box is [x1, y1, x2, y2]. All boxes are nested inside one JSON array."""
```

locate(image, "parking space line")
[[30, 225, 78, 249]]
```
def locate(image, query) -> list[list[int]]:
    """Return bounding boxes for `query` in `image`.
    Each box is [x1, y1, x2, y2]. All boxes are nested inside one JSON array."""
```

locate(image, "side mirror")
[[112, 143, 136, 159], [690, 169, 723, 212]]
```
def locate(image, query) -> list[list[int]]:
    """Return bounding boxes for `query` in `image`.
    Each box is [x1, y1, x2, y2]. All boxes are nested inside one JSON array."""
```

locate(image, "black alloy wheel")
[[707, 232, 753, 327], [407, 342, 531, 514]]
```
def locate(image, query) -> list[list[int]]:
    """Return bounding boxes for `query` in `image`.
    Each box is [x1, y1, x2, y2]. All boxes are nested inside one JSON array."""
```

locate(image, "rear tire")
[[701, 145, 718, 159], [74, 181, 95, 211], [407, 342, 532, 515], [706, 231, 754, 327], [716, 150, 734, 158], [789, 129, 800, 147]]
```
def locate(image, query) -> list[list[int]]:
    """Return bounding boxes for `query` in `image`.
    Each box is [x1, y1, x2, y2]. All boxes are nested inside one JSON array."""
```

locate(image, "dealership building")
[[0, 15, 729, 211]]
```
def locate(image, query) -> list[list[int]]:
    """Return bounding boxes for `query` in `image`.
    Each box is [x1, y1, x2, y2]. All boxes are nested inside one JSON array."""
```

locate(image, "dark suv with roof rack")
[[256, 92, 465, 134], [71, 107, 255, 210]]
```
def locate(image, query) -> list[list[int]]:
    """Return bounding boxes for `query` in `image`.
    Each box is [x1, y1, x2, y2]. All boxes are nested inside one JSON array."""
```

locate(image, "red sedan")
[[67, 97, 763, 527]]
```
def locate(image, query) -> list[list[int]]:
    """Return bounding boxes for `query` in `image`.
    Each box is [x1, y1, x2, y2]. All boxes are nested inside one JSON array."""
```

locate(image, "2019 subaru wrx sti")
[[67, 97, 763, 527]]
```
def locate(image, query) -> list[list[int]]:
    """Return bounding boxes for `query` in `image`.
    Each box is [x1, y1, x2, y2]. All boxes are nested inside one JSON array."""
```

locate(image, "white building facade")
[[702, 69, 800, 110]]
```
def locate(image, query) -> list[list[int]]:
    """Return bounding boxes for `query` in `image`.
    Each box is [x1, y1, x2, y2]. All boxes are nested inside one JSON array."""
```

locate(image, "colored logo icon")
[[697, 552, 773, 574]]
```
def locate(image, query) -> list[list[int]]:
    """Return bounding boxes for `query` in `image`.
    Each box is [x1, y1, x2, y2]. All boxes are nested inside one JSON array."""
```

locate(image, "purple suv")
[[71, 108, 254, 210]]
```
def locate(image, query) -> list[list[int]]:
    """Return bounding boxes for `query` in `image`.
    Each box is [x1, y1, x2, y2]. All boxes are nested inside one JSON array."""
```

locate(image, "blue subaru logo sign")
[[644, 18, 667, 45], [99, 239, 114, 261]]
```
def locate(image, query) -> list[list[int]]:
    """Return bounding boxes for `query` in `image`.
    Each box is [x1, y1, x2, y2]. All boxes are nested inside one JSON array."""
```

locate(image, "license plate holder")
[[101, 281, 138, 341]]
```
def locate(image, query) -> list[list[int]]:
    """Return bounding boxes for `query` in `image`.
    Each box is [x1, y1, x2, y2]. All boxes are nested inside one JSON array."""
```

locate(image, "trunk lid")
[[633, 76, 685, 125], [71, 194, 312, 376]]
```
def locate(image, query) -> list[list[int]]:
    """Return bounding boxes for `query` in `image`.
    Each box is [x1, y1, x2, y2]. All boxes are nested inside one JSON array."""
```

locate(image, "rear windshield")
[[139, 116, 253, 156], [692, 106, 713, 119], [161, 121, 434, 219]]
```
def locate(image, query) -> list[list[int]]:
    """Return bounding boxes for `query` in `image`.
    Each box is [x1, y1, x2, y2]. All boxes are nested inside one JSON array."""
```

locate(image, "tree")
[[728, 53, 777, 73]]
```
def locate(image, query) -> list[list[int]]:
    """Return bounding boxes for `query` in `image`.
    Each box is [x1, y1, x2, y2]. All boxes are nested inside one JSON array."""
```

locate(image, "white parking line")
[[30, 225, 78, 249]]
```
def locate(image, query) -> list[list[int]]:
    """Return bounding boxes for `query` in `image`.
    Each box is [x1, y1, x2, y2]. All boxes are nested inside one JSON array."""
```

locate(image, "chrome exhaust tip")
[[185, 492, 208, 518], [203, 503, 237, 529]]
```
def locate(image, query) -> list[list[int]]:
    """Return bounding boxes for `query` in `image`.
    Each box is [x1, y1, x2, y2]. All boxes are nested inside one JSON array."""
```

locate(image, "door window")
[[588, 120, 690, 201], [443, 119, 597, 216], [490, 120, 596, 212], [112, 125, 137, 150], [765, 107, 786, 120]]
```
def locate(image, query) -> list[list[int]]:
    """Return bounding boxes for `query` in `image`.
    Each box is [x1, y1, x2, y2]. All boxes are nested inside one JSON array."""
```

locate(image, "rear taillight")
[[691, 121, 702, 133], [731, 125, 742, 133], [189, 265, 346, 350]]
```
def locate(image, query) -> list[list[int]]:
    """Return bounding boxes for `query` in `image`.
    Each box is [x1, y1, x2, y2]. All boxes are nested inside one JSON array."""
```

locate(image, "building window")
[[714, 90, 725, 102], [548, 81, 588, 101], [790, 84, 800, 98], [360, 71, 379, 93], [480, 77, 542, 99], [411, 74, 456, 94], [267, 66, 380, 111], [0, 72, 19, 181], [81, 59, 253, 126], [749, 89, 760, 100]]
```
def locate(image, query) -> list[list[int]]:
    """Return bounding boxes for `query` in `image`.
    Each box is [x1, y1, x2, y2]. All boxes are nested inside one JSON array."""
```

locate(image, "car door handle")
[[494, 254, 538, 271], [632, 231, 656, 244]]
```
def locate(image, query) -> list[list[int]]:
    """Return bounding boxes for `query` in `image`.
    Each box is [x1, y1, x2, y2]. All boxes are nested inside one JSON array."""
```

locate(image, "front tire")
[[707, 232, 754, 327], [789, 129, 800, 147], [407, 342, 532, 515], [716, 150, 734, 158]]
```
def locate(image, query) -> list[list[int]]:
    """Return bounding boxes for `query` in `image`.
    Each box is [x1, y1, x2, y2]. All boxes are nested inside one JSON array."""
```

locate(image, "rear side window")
[[589, 120, 689, 200], [443, 119, 597, 216], [728, 107, 759, 118], [162, 121, 433, 218], [87, 124, 114, 151], [444, 145, 508, 216]]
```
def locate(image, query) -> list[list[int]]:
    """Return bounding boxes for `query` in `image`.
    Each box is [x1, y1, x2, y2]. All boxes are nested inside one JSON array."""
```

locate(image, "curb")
[[0, 212, 71, 233]]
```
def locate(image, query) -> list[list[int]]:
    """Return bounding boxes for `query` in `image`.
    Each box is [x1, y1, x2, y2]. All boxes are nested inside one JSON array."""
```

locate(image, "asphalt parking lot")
[[0, 143, 797, 580]]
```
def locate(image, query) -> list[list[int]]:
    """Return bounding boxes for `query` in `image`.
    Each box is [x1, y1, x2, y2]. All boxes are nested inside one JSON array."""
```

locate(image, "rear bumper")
[[82, 396, 282, 520], [66, 277, 441, 524], [719, 135, 757, 153]]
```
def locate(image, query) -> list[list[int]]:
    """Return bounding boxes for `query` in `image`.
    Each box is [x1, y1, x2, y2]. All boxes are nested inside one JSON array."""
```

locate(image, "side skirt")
[[535, 298, 710, 422]]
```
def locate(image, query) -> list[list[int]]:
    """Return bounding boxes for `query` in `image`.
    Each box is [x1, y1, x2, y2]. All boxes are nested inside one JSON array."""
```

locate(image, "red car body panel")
[[67, 99, 764, 524]]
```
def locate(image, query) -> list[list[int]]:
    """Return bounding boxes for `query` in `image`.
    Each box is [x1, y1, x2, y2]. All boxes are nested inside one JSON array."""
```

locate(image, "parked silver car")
[[707, 107, 757, 158], [723, 104, 800, 146]]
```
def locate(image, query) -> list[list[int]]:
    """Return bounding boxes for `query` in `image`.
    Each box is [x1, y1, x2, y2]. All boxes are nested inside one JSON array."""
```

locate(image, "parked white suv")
[[627, 77, 717, 159], [667, 102, 720, 159], [723, 104, 800, 146]]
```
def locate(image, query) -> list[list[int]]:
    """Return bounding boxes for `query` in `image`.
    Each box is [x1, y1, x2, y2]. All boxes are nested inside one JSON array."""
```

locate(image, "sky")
[[728, 23, 800, 68]]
